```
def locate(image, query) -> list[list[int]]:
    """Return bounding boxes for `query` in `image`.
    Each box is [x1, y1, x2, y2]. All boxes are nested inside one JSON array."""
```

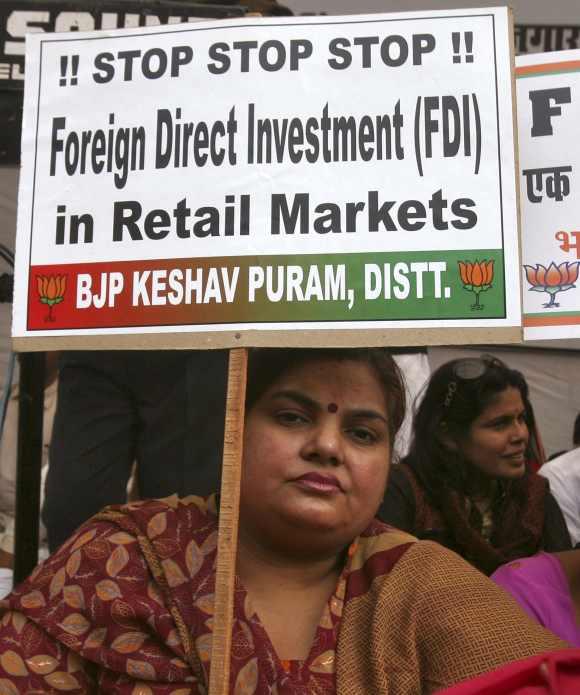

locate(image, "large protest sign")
[[516, 49, 580, 340], [12, 8, 520, 350]]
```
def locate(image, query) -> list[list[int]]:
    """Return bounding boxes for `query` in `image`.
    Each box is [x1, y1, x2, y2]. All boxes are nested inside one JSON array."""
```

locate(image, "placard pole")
[[208, 347, 247, 695]]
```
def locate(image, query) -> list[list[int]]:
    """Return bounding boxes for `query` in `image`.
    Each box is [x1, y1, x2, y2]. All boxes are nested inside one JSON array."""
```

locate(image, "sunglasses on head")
[[443, 355, 504, 409]]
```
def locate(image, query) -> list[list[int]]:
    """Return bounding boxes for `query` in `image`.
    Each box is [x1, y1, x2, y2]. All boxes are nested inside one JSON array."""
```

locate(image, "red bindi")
[[327, 403, 338, 413]]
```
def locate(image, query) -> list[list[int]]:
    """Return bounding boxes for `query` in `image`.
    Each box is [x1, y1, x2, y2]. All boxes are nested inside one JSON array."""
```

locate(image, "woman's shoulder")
[[91, 494, 218, 536], [354, 519, 482, 583], [526, 470, 549, 488], [491, 552, 564, 589], [345, 519, 417, 598], [492, 551, 553, 575], [389, 538, 504, 593], [4, 495, 219, 614], [99, 493, 218, 519], [385, 542, 563, 641], [3, 494, 220, 636]]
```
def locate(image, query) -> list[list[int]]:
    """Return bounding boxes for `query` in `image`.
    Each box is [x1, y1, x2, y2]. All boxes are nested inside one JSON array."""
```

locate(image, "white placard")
[[13, 8, 520, 347], [517, 49, 580, 340]]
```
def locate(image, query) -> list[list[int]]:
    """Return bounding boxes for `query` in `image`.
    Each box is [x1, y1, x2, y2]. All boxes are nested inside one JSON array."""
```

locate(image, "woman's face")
[[240, 359, 392, 550], [456, 386, 529, 480]]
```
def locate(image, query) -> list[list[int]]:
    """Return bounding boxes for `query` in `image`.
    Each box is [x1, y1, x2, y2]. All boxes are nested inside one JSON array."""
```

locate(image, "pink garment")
[[491, 552, 580, 646]]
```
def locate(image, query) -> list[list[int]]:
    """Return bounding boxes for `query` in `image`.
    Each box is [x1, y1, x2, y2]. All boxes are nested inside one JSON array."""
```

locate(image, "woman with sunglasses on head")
[[379, 355, 572, 576], [0, 349, 569, 693]]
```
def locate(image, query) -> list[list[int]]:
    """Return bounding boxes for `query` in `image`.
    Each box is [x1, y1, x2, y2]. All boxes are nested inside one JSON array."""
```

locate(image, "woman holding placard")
[[380, 355, 571, 575], [0, 347, 571, 693]]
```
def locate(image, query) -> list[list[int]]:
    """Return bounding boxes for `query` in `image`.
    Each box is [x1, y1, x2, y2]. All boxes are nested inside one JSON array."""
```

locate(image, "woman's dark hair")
[[406, 355, 534, 491], [574, 412, 580, 447], [246, 347, 406, 447]]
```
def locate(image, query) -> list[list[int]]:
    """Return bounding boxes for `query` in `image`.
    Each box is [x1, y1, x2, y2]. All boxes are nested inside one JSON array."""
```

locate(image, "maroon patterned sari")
[[0, 495, 411, 694]]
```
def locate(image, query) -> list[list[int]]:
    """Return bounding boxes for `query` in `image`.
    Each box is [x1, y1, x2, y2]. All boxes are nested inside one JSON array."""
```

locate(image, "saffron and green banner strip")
[[28, 249, 505, 330]]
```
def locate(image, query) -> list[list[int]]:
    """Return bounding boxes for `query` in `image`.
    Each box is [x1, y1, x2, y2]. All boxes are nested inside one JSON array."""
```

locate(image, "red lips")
[[293, 472, 343, 493]]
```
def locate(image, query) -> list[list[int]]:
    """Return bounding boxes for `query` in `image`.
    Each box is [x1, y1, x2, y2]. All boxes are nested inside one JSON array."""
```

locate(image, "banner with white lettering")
[[13, 8, 521, 348], [517, 49, 580, 340]]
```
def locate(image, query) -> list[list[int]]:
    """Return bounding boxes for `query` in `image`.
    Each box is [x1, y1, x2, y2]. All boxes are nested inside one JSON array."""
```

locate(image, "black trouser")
[[43, 349, 228, 551]]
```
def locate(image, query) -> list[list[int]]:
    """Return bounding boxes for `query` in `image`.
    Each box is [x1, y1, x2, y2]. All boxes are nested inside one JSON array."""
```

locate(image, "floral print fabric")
[[0, 495, 400, 694]]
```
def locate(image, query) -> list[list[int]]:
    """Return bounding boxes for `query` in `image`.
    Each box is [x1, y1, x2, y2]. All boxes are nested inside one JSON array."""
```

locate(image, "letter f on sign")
[[529, 87, 571, 137]]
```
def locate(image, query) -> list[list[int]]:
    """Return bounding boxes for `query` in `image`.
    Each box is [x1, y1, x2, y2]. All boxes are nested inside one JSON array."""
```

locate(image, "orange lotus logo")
[[37, 274, 66, 321], [458, 260, 494, 310], [524, 262, 579, 308]]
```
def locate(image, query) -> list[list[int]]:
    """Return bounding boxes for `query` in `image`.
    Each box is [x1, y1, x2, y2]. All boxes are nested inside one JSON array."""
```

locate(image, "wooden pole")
[[208, 347, 248, 695]]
